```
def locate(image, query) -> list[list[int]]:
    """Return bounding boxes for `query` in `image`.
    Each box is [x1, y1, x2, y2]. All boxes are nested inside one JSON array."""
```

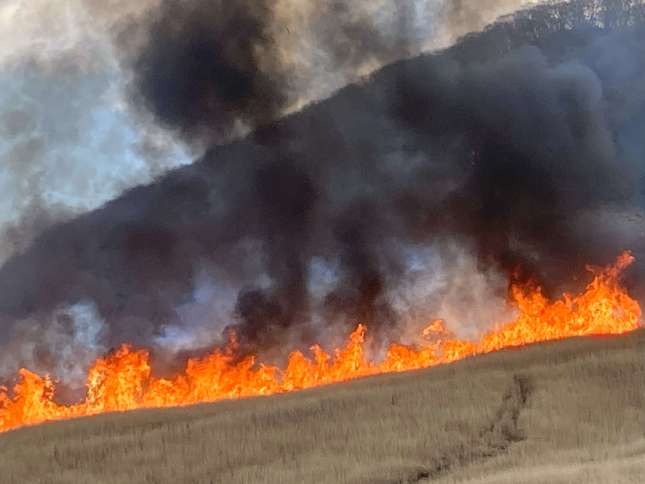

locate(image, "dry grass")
[[0, 330, 642, 484]]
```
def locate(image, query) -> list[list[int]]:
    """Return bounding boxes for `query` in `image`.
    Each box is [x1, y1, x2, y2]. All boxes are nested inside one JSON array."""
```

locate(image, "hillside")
[[0, 329, 642, 484]]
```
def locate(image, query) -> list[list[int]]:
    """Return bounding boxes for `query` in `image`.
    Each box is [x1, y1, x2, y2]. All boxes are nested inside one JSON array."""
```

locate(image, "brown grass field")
[[0, 329, 642, 484]]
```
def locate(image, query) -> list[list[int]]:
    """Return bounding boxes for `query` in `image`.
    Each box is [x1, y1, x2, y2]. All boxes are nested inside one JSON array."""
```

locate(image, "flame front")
[[0, 253, 641, 433]]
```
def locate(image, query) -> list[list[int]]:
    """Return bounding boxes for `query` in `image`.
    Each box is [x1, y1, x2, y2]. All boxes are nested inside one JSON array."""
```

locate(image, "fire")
[[0, 252, 641, 433]]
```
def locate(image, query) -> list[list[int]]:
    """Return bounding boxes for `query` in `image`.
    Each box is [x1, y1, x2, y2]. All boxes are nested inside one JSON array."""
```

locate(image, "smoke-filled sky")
[[1, 0, 644, 389], [0, 0, 542, 264]]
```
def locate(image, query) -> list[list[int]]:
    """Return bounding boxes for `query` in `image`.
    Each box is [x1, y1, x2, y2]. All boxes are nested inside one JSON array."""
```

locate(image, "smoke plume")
[[125, 0, 543, 145], [0, 0, 644, 382], [0, 0, 537, 268]]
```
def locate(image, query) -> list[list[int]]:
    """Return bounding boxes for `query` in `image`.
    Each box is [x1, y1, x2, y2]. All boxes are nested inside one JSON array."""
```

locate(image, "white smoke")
[[272, 0, 545, 112], [391, 242, 517, 342], [0, 300, 107, 388]]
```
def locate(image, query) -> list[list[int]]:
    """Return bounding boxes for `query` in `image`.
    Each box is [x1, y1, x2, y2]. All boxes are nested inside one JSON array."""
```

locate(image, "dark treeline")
[[453, 0, 645, 60]]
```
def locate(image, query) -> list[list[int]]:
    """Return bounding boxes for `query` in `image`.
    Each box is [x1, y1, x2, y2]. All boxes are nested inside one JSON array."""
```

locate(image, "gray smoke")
[[0, 0, 538, 268], [0, 0, 644, 383], [0, 0, 186, 266], [122, 0, 544, 145]]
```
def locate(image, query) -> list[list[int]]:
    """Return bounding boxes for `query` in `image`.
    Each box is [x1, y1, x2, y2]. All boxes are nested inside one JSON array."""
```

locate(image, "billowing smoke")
[[0, 0, 537, 267], [124, 0, 545, 145], [0, 0, 644, 383]]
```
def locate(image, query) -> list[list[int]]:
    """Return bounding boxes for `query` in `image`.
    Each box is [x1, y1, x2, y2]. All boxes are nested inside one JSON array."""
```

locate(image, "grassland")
[[0, 329, 642, 484]]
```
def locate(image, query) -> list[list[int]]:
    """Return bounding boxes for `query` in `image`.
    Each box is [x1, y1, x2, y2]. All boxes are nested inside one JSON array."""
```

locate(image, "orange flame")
[[0, 252, 641, 433]]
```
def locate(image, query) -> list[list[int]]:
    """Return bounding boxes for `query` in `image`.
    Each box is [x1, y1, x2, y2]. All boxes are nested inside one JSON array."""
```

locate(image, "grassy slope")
[[0, 330, 642, 484]]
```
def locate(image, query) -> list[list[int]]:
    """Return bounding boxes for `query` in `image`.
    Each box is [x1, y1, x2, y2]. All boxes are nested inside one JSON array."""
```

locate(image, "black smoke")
[[128, 0, 417, 146], [0, 0, 644, 368], [130, 0, 285, 143]]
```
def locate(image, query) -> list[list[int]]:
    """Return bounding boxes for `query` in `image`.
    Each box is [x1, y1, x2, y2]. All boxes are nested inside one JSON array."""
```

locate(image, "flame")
[[0, 252, 641, 433]]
